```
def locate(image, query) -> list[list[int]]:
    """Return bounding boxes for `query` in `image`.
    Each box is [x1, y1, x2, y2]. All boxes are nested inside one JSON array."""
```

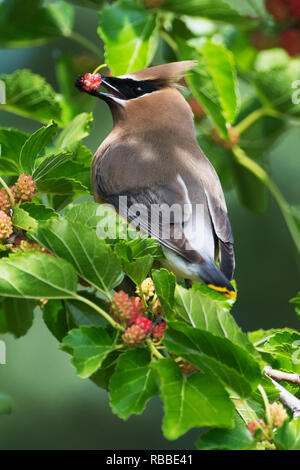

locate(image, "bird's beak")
[[100, 77, 126, 100]]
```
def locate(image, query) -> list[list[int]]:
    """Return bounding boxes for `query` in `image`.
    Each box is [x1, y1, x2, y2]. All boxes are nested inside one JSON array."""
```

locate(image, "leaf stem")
[[159, 31, 178, 52], [75, 294, 125, 331], [69, 32, 103, 58], [0, 177, 15, 209], [146, 338, 164, 360], [258, 384, 272, 428], [234, 107, 267, 135], [232, 145, 300, 254]]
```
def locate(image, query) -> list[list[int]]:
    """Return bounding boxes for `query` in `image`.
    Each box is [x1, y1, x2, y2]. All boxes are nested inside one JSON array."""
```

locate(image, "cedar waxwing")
[[76, 61, 235, 296]]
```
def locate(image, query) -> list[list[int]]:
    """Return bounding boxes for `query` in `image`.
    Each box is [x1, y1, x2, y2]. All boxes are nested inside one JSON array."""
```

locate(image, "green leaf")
[[61, 326, 114, 378], [164, 322, 261, 397], [0, 393, 12, 415], [274, 419, 300, 450], [115, 237, 162, 260], [201, 40, 239, 124], [290, 291, 300, 317], [19, 203, 58, 221], [174, 284, 255, 353], [0, 70, 63, 125], [0, 252, 77, 299], [65, 201, 106, 230], [98, 0, 159, 75], [0, 298, 35, 338], [0, 0, 74, 48], [163, 0, 249, 23], [11, 207, 38, 231], [43, 300, 69, 342], [30, 217, 124, 295], [196, 414, 253, 450], [32, 152, 73, 181], [64, 0, 105, 8], [152, 357, 234, 439], [65, 294, 108, 328], [92, 350, 121, 390], [124, 255, 153, 285], [260, 329, 300, 373], [177, 40, 229, 138], [109, 349, 158, 419], [152, 269, 176, 319], [55, 113, 93, 149], [37, 177, 89, 195], [0, 127, 29, 161], [19, 122, 58, 174], [254, 49, 300, 117], [0, 157, 20, 176]]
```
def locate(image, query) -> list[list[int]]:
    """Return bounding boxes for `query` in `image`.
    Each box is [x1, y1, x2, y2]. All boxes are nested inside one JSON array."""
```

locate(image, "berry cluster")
[[0, 175, 36, 243], [264, 0, 300, 56], [110, 285, 167, 347], [247, 401, 288, 440]]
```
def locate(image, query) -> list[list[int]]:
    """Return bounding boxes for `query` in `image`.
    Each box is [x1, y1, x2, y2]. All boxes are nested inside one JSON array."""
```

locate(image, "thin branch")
[[258, 384, 272, 427], [75, 294, 125, 331], [265, 366, 300, 386], [264, 369, 300, 420]]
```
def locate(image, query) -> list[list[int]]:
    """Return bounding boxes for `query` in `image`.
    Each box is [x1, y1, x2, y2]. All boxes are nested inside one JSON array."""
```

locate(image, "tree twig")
[[264, 368, 300, 419], [265, 366, 300, 386]]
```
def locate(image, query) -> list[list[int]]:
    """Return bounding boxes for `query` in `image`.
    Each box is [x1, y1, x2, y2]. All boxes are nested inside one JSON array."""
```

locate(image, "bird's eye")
[[136, 86, 143, 92]]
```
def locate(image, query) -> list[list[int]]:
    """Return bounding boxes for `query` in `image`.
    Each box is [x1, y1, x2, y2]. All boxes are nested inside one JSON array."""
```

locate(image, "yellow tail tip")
[[208, 284, 237, 300]]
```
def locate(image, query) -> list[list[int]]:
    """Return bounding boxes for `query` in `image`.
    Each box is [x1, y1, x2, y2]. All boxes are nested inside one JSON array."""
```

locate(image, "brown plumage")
[[77, 61, 235, 295]]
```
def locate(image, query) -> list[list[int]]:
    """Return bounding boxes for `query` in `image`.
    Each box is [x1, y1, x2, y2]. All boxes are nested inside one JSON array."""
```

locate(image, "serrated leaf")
[[66, 294, 108, 328], [11, 207, 38, 231], [164, 322, 261, 397], [98, 0, 159, 75], [0, 127, 29, 161], [274, 419, 300, 450], [30, 217, 124, 295], [260, 329, 300, 373], [0, 70, 63, 124], [175, 284, 255, 353], [196, 414, 253, 450], [109, 349, 158, 419], [124, 255, 153, 285], [201, 40, 239, 124], [152, 357, 234, 440], [152, 269, 176, 319], [61, 326, 114, 378], [177, 40, 229, 138], [19, 122, 58, 174], [19, 203, 58, 221], [55, 112, 93, 149], [43, 300, 69, 342], [32, 151, 73, 181], [0, 298, 35, 338], [37, 177, 88, 195], [0, 252, 77, 299], [92, 350, 121, 391]]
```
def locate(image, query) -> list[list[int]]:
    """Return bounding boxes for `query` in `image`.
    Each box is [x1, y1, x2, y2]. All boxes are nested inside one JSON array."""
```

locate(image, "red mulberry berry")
[[279, 28, 300, 56], [0, 210, 13, 240], [14, 174, 36, 202], [265, 0, 291, 22], [130, 296, 145, 323], [0, 188, 12, 214], [135, 316, 152, 334], [110, 291, 133, 324], [122, 324, 145, 345], [81, 73, 102, 92], [247, 419, 266, 437], [153, 321, 166, 340]]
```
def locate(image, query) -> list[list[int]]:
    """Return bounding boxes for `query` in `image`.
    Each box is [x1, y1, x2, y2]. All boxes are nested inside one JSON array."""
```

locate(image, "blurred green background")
[[0, 4, 299, 450]]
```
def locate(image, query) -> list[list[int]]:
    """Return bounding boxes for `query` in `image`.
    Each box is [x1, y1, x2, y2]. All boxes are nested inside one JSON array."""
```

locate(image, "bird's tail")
[[197, 259, 236, 299]]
